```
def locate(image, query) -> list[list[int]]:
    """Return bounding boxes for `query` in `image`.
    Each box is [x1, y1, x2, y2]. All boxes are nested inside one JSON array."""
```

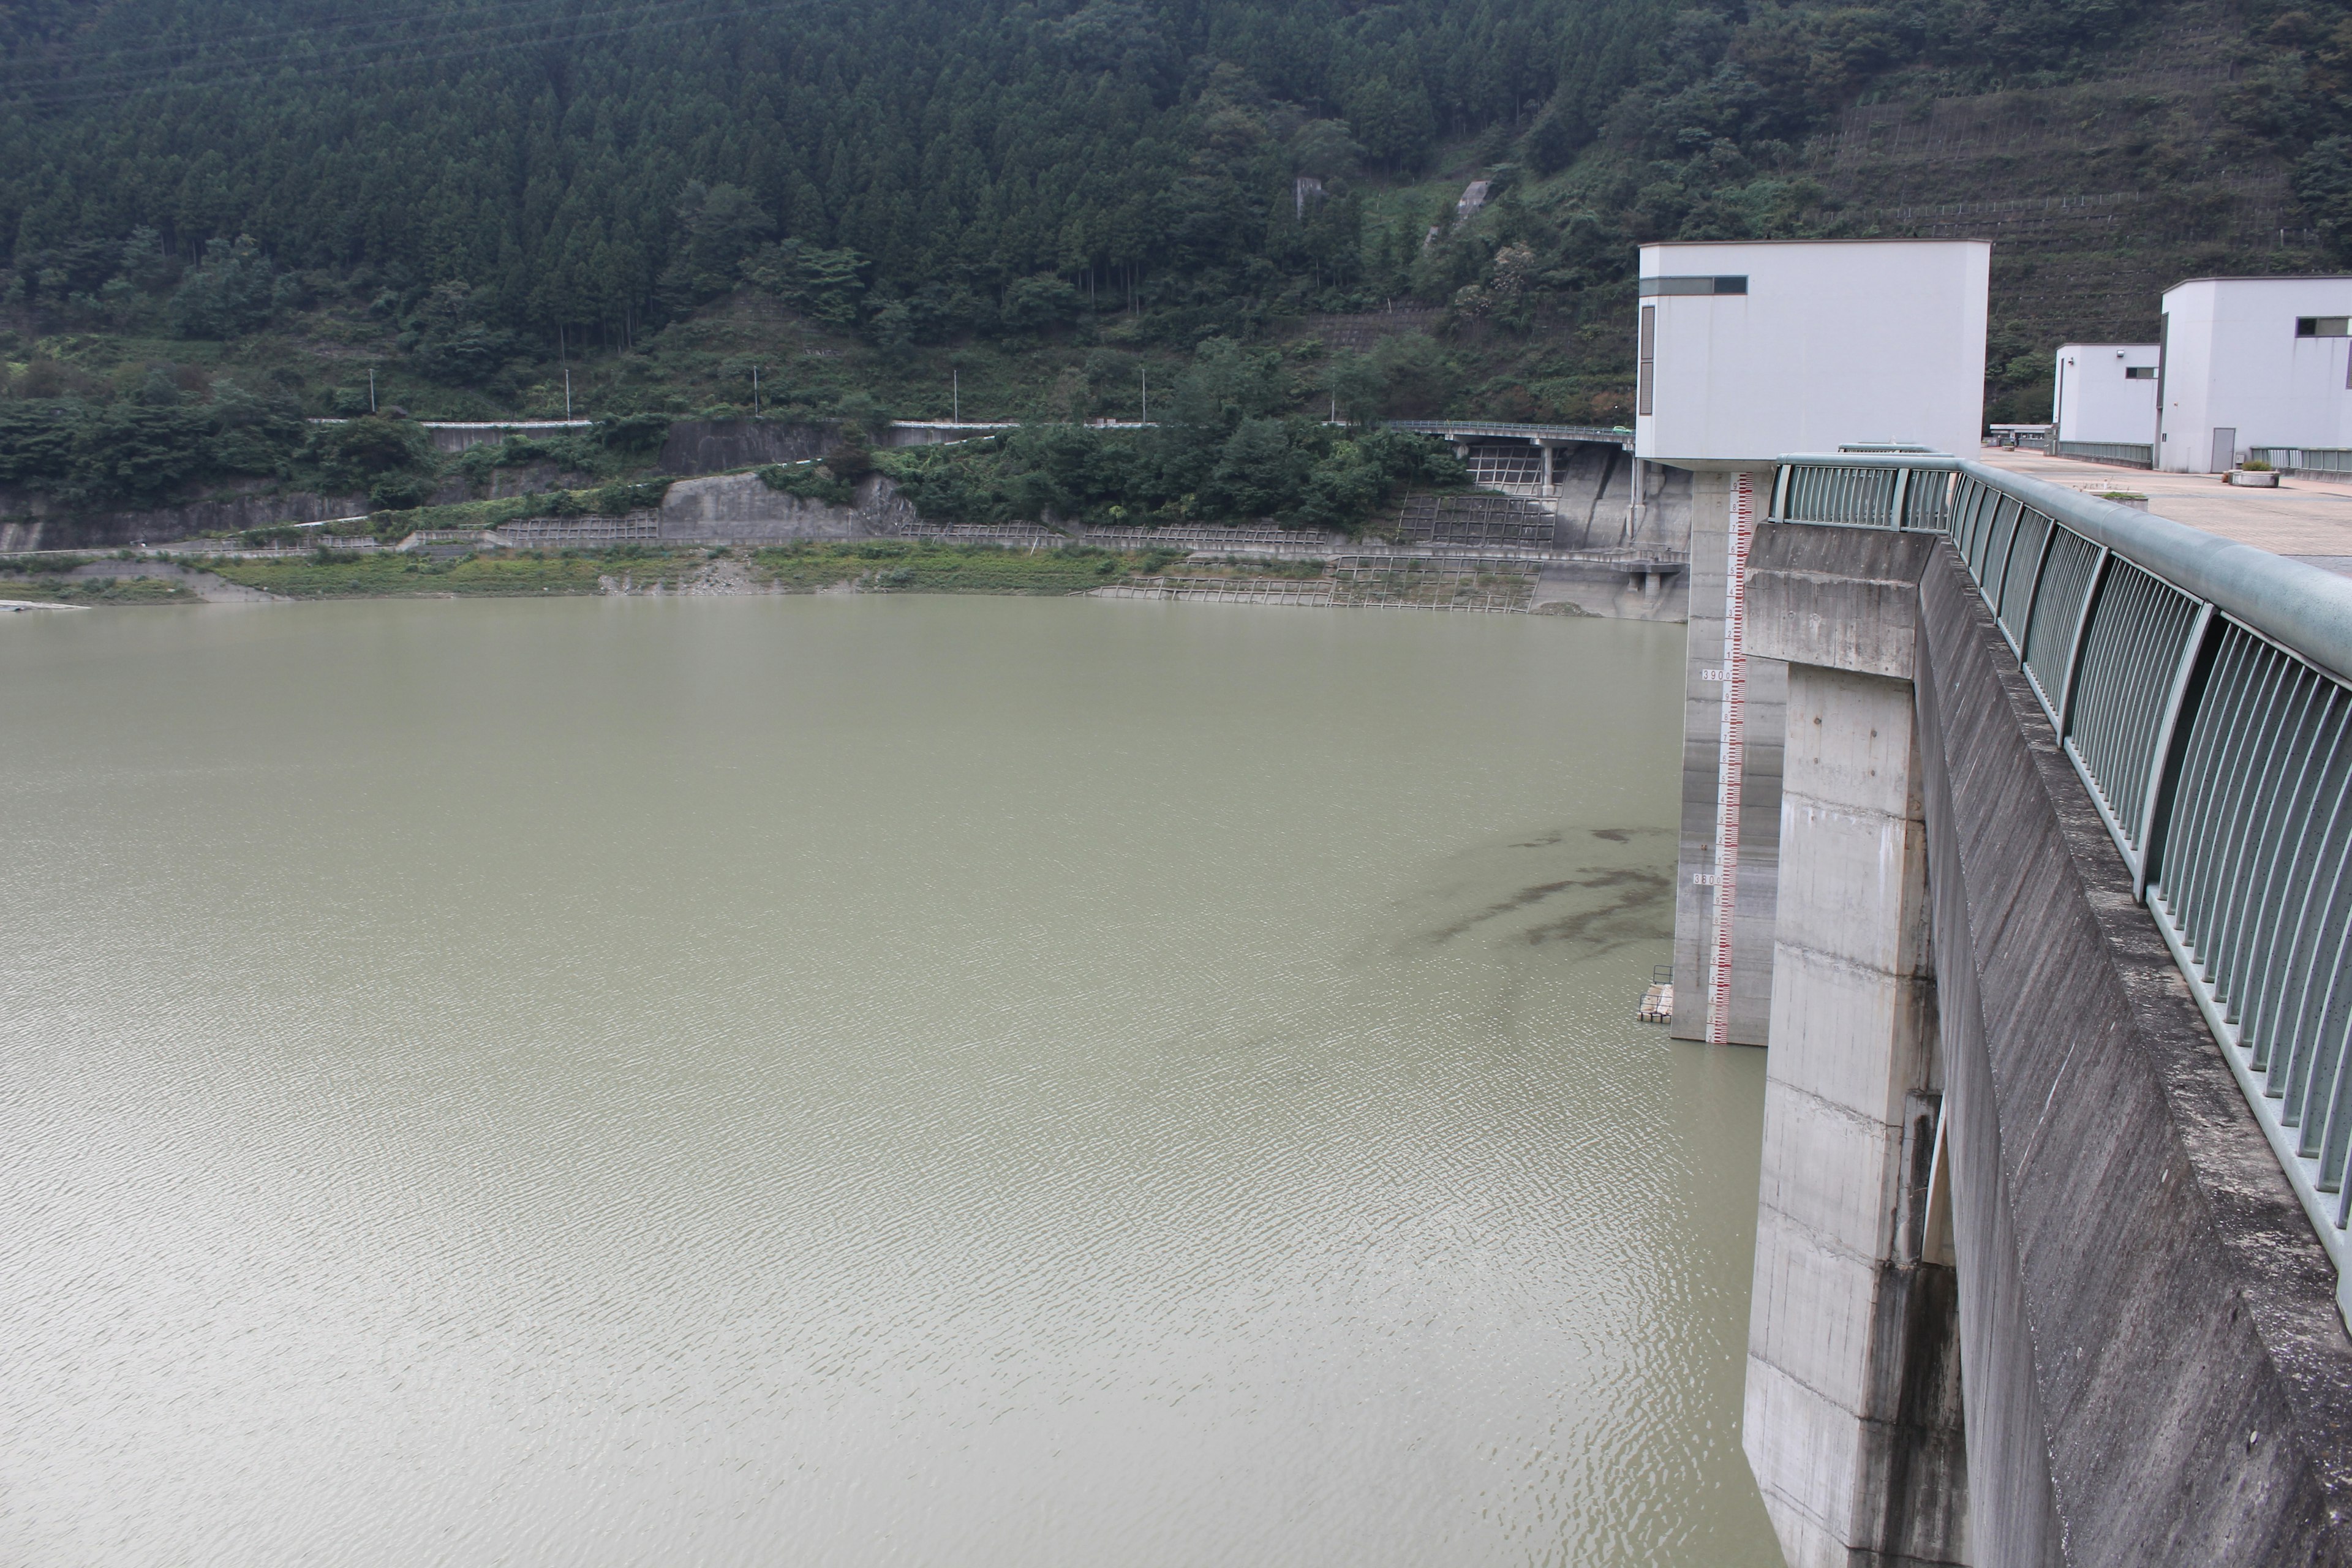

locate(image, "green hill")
[[1, 0, 2345, 511]]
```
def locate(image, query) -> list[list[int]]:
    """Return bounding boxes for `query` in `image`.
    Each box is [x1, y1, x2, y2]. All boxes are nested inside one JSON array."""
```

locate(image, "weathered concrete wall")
[[0, 461, 588, 552], [0, 481, 368, 552], [1547, 447, 1693, 553], [654, 420, 835, 475], [1672, 469, 1785, 1043], [656, 472, 918, 543], [1529, 560, 1689, 621], [1912, 538, 2352, 1566]]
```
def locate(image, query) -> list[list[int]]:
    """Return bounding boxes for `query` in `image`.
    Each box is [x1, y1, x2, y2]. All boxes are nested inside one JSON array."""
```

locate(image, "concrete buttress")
[[1744, 527, 1968, 1566]]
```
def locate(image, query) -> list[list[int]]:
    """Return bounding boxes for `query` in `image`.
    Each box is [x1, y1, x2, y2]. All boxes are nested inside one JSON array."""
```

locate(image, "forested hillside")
[[0, 0, 2344, 512]]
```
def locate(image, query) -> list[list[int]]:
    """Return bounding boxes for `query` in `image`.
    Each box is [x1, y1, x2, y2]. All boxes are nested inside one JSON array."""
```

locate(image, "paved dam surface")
[[0, 597, 1774, 1567]]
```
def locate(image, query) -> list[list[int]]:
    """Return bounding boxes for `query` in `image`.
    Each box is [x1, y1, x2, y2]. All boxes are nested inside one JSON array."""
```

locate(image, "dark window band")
[[1638, 275, 1748, 297]]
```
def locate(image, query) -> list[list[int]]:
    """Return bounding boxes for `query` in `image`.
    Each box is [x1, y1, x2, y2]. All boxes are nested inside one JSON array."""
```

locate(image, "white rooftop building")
[[1634, 239, 1991, 467], [2156, 276, 2352, 472], [2052, 344, 2160, 450]]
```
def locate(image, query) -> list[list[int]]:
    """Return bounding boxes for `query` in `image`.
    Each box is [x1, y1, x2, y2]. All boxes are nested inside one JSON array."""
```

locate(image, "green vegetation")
[[752, 541, 1175, 595], [0, 0, 2334, 501], [202, 549, 619, 597], [181, 539, 1215, 598], [876, 338, 1465, 529], [0, 571, 196, 603], [211, 472, 677, 546], [757, 464, 856, 508], [0, 385, 663, 511]]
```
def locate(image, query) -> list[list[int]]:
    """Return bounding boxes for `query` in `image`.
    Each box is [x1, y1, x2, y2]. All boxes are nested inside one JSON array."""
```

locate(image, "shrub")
[[758, 464, 855, 505]]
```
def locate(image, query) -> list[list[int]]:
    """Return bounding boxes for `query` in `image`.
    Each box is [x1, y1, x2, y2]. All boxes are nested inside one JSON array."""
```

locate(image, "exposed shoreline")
[[2, 540, 1664, 617]]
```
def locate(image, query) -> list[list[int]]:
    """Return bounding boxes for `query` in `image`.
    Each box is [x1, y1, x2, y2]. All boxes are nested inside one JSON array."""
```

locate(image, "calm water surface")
[[1, 596, 1773, 1566]]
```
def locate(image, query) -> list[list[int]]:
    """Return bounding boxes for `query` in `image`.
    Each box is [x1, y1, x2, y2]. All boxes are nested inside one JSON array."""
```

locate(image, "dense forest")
[[0, 0, 2343, 515]]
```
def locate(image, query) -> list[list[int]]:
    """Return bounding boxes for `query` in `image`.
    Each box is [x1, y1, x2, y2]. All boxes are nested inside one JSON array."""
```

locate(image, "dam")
[[1646, 239, 2352, 1564]]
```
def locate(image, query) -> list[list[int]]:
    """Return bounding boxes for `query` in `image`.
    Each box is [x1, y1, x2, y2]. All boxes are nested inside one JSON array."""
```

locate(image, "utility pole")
[[753, 364, 761, 415], [564, 369, 572, 420], [368, 367, 376, 412], [952, 368, 959, 423], [1141, 368, 1148, 424]]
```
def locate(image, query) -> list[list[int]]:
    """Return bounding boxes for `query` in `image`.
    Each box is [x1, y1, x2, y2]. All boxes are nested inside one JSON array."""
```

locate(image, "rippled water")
[[1, 596, 1773, 1566]]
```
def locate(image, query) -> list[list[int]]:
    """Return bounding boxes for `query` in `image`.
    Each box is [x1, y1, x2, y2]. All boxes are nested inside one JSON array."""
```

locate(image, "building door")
[[2212, 426, 2237, 473]]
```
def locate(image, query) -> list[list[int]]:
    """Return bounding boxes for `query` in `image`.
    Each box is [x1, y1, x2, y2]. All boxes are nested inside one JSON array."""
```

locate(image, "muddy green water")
[[0, 596, 1773, 1567]]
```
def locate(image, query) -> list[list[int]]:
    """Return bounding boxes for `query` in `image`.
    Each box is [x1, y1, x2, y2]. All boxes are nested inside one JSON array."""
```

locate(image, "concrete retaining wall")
[[0, 461, 589, 552], [655, 471, 918, 543], [654, 420, 836, 475]]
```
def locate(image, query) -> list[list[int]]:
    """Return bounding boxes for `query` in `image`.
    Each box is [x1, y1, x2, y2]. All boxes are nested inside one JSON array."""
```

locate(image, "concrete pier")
[[1743, 527, 1966, 1565], [1672, 469, 1785, 1044]]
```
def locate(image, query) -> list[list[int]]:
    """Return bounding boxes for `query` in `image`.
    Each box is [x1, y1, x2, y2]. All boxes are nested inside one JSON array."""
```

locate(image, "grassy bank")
[[0, 573, 198, 604], [202, 549, 618, 597], [175, 540, 1224, 599], [750, 541, 1179, 594]]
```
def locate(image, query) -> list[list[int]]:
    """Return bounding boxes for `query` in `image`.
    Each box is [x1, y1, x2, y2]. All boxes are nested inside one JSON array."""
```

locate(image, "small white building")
[[1634, 239, 1991, 467], [2156, 276, 2352, 472], [2052, 344, 2160, 447]]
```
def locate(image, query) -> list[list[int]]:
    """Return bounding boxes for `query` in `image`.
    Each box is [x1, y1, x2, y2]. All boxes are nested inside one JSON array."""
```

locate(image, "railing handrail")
[[1777, 453, 2352, 685]]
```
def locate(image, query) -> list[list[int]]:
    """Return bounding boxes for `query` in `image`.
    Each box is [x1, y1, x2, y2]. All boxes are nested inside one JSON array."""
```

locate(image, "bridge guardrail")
[[1773, 452, 2352, 1306]]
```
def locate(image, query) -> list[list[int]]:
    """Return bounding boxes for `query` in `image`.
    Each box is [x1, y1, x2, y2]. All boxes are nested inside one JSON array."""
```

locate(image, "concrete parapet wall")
[[1912, 538, 2352, 1566]]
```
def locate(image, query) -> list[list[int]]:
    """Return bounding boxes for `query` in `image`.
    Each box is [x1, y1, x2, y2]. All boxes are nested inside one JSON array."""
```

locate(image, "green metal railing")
[[2046, 437, 2155, 469], [2250, 447, 2352, 476], [1773, 453, 2352, 1311]]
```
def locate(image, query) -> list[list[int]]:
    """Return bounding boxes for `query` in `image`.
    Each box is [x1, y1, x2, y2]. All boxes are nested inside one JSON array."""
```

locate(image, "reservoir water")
[[0, 596, 1775, 1566]]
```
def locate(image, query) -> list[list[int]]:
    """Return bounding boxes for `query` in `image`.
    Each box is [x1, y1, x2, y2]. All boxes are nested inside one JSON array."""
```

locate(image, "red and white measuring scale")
[[1705, 472, 1757, 1045]]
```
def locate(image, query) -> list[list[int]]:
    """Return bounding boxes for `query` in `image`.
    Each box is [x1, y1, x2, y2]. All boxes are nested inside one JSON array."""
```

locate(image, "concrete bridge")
[[1679, 453, 2352, 1564]]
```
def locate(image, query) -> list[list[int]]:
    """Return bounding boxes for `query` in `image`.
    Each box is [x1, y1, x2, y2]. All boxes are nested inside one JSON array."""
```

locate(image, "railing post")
[[1889, 467, 1912, 530], [2015, 508, 2059, 657], [2136, 603, 2217, 900], [1771, 463, 1792, 522], [2058, 546, 2110, 733]]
